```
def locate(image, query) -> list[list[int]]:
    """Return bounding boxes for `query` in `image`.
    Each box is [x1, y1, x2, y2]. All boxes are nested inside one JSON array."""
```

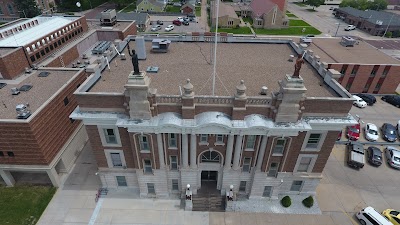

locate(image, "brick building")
[[307, 38, 400, 94], [70, 35, 356, 206], [0, 0, 19, 22]]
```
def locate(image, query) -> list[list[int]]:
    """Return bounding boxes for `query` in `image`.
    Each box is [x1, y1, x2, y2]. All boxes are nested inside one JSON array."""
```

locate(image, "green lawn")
[[289, 19, 310, 26], [195, 7, 201, 16], [293, 2, 307, 7], [0, 186, 56, 225], [120, 3, 137, 12], [165, 5, 181, 13], [286, 13, 298, 18], [242, 17, 253, 25], [254, 26, 321, 35], [212, 27, 252, 34]]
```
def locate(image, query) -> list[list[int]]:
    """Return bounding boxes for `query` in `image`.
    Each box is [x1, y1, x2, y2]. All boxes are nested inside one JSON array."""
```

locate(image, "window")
[[245, 135, 256, 149], [7, 151, 14, 157], [239, 181, 246, 192], [104, 129, 117, 144], [350, 65, 359, 76], [201, 151, 220, 163], [144, 159, 153, 174], [370, 65, 379, 77], [362, 213, 380, 225], [306, 133, 321, 149], [170, 156, 178, 170], [382, 65, 390, 77], [0, 151, 4, 157], [172, 179, 179, 191], [267, 162, 279, 177], [0, 6, 3, 15], [36, 53, 40, 59], [262, 186, 273, 197], [200, 134, 208, 143], [110, 153, 123, 167], [297, 157, 312, 172], [116, 176, 127, 186], [7, 4, 14, 15], [374, 83, 381, 92], [40, 50, 45, 56], [216, 134, 224, 143], [147, 183, 155, 194], [30, 56, 35, 62], [290, 180, 303, 192], [242, 157, 251, 172], [139, 135, 150, 151], [63, 97, 69, 106], [273, 138, 286, 154], [168, 133, 177, 148]]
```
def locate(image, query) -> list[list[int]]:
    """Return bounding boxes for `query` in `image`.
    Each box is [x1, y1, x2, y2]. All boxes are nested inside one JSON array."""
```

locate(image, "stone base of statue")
[[124, 71, 152, 120]]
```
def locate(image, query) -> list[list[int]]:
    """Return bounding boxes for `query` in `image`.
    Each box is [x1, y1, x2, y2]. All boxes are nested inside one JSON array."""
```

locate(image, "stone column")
[[224, 134, 235, 170], [255, 135, 268, 171], [157, 133, 165, 169], [190, 134, 197, 169], [46, 167, 60, 187], [0, 170, 15, 187], [232, 134, 243, 170], [182, 134, 189, 169]]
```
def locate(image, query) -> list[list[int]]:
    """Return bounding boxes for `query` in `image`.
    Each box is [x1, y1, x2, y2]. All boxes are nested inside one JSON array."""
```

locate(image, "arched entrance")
[[198, 150, 222, 194]]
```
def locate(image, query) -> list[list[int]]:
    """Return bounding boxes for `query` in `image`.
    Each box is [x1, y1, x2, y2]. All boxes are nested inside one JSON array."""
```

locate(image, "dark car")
[[382, 123, 398, 142], [182, 21, 189, 26], [382, 95, 400, 108], [173, 20, 182, 26], [156, 20, 163, 25], [366, 146, 383, 166], [355, 93, 376, 106]]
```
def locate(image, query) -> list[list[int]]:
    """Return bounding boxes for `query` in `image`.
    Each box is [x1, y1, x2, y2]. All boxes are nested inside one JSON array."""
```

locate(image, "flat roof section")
[[91, 42, 336, 97], [308, 38, 400, 65], [0, 16, 78, 47], [0, 69, 80, 119]]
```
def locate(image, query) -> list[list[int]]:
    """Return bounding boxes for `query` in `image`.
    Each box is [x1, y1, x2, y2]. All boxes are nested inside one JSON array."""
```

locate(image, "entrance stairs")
[[192, 181, 225, 212]]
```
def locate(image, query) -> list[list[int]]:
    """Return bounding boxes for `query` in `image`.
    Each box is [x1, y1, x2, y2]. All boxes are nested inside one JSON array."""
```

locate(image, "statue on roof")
[[127, 44, 140, 75], [293, 53, 304, 78]]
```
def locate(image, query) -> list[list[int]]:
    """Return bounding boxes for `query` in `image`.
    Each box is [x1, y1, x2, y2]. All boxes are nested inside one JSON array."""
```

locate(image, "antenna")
[[212, 0, 220, 96]]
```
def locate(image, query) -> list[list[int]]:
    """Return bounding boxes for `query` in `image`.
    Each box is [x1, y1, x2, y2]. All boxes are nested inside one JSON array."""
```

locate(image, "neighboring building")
[[94, 12, 150, 32], [35, 0, 56, 14], [71, 34, 356, 206], [181, 3, 195, 14], [136, 0, 165, 12], [211, 2, 240, 28], [387, 0, 400, 10], [0, 0, 19, 22], [307, 38, 400, 94], [335, 7, 400, 36], [249, 0, 288, 29]]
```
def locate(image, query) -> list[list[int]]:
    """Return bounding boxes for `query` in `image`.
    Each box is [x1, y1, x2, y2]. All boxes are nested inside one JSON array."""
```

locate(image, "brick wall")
[[121, 22, 137, 40], [46, 45, 79, 67], [76, 94, 125, 109], [303, 98, 352, 115], [0, 48, 30, 79], [85, 125, 108, 167]]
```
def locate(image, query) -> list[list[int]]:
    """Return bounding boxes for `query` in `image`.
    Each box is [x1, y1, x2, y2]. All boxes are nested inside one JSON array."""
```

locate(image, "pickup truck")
[[347, 142, 365, 169]]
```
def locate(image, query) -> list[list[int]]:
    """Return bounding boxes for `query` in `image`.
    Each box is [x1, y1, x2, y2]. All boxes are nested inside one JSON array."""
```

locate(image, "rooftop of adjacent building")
[[0, 15, 81, 48], [90, 41, 337, 97], [0, 69, 82, 120], [308, 38, 400, 65]]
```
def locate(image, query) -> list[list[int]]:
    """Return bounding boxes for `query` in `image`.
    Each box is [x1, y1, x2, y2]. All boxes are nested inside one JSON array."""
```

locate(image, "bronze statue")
[[293, 54, 304, 78], [127, 44, 140, 75]]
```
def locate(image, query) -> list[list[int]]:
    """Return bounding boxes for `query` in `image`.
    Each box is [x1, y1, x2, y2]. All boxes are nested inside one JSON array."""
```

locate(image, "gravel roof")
[[308, 38, 400, 64], [0, 69, 80, 119], [91, 42, 336, 97]]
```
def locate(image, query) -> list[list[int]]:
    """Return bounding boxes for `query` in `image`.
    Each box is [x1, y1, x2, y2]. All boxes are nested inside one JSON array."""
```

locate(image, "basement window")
[[63, 97, 69, 106], [7, 152, 14, 157]]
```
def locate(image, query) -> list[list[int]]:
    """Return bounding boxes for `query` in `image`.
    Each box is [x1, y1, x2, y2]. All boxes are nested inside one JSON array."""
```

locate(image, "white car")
[[177, 17, 184, 22], [300, 37, 312, 43], [352, 95, 367, 108], [165, 25, 174, 32], [365, 123, 379, 141], [151, 25, 161, 31], [345, 25, 356, 31]]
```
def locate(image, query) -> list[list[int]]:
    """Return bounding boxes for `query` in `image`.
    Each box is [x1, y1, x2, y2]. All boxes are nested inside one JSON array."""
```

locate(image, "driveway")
[[147, 16, 206, 33]]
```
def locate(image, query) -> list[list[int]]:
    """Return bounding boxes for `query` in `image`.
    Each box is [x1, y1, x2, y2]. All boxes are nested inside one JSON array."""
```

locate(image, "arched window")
[[201, 150, 220, 163], [7, 4, 14, 15]]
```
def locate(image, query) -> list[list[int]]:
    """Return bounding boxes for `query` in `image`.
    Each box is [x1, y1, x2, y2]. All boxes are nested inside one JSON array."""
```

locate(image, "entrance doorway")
[[201, 171, 217, 181], [199, 171, 218, 195]]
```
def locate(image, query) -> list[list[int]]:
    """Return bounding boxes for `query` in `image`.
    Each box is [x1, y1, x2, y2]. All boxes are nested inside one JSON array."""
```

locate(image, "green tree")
[[367, 0, 388, 10], [14, 0, 41, 18], [340, 0, 387, 10], [307, 0, 325, 10]]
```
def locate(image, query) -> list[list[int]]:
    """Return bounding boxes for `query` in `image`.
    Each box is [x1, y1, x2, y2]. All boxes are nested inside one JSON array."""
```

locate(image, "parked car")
[[382, 209, 400, 225], [173, 20, 182, 26], [182, 21, 189, 26], [156, 20, 163, 25], [329, 6, 334, 10], [365, 123, 379, 141], [352, 95, 367, 108], [382, 123, 397, 142], [397, 120, 400, 135], [385, 146, 400, 169], [366, 146, 382, 166], [382, 95, 400, 108], [300, 37, 313, 43], [173, 2, 182, 6], [177, 16, 184, 22], [356, 207, 393, 225], [345, 25, 356, 31], [165, 25, 174, 31], [355, 93, 376, 106], [347, 142, 365, 169], [151, 25, 162, 31], [347, 123, 360, 141]]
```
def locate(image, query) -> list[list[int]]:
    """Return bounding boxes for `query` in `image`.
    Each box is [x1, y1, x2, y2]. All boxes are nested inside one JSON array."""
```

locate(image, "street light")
[[382, 14, 395, 38], [335, 22, 340, 37], [76, 2, 82, 15]]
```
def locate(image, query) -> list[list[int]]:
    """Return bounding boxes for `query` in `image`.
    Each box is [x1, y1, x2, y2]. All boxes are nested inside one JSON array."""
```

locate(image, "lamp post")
[[382, 14, 395, 38], [76, 2, 82, 15], [335, 22, 340, 37]]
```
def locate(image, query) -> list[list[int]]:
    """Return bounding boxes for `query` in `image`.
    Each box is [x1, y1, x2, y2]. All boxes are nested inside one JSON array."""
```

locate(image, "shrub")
[[385, 31, 392, 38], [302, 195, 314, 208], [281, 196, 291, 207]]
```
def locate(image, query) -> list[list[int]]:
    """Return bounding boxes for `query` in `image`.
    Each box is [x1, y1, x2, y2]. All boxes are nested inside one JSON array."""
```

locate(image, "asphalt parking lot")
[[147, 15, 206, 33]]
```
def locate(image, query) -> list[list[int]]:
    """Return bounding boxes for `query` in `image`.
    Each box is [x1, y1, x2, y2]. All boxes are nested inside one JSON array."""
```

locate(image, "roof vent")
[[11, 87, 20, 95], [0, 83, 6, 89], [38, 71, 50, 77], [19, 85, 32, 92], [16, 104, 31, 119], [260, 86, 268, 95]]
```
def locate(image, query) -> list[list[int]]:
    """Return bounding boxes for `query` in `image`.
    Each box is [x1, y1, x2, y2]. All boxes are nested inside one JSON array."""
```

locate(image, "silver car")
[[385, 146, 400, 169]]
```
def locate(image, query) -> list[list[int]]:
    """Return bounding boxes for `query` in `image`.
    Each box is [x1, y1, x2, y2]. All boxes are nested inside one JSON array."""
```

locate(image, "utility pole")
[[335, 22, 340, 37], [382, 14, 395, 37]]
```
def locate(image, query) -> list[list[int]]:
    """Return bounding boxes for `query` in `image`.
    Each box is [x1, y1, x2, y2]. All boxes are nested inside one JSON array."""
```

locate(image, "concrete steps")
[[192, 195, 225, 212]]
